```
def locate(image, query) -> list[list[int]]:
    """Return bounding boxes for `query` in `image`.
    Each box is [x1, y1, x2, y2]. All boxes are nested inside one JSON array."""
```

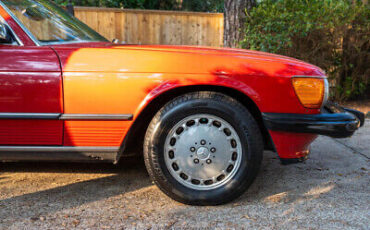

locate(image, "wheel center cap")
[[196, 147, 210, 160]]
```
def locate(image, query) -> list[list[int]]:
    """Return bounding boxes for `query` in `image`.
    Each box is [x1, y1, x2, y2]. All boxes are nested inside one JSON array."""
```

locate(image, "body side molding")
[[0, 113, 133, 120], [0, 146, 119, 152], [0, 113, 60, 119], [59, 114, 133, 120]]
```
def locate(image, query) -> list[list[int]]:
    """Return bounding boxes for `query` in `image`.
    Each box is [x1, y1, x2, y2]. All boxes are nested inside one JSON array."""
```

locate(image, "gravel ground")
[[0, 120, 369, 229]]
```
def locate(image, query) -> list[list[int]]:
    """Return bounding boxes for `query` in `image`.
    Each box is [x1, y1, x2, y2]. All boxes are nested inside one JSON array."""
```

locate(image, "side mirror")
[[0, 22, 14, 44], [0, 22, 7, 41]]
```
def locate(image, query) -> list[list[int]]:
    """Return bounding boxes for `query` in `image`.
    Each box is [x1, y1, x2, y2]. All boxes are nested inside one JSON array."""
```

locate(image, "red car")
[[0, 0, 364, 205]]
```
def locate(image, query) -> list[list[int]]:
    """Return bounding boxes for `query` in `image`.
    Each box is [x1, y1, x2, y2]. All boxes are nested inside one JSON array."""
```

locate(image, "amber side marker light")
[[292, 77, 325, 109]]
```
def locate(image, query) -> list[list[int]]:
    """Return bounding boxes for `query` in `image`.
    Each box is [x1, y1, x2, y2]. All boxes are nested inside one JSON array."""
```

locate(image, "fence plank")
[[74, 7, 224, 47]]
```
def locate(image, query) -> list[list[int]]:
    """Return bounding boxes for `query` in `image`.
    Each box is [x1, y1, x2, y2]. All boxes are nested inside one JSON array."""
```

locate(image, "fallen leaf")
[[72, 220, 80, 227]]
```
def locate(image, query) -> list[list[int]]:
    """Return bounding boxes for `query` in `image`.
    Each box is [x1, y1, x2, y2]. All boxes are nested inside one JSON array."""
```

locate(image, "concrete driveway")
[[0, 120, 369, 229]]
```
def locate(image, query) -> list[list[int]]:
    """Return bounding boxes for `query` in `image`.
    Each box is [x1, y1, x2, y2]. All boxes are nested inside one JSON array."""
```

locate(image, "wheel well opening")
[[121, 85, 274, 158]]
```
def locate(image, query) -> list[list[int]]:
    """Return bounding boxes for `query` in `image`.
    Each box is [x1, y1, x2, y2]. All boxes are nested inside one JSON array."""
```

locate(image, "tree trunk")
[[224, 0, 256, 48]]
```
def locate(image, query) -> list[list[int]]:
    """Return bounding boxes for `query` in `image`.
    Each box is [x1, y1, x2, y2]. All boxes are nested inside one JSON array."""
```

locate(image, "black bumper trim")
[[262, 104, 364, 138]]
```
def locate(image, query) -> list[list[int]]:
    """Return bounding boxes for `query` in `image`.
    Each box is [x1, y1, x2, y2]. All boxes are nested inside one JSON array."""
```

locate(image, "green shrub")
[[241, 0, 369, 101]]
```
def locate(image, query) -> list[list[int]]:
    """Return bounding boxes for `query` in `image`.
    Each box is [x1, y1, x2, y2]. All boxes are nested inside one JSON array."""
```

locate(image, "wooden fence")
[[74, 7, 224, 47]]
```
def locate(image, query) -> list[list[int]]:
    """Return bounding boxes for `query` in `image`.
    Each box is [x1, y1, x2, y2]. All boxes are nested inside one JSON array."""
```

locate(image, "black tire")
[[143, 91, 263, 205]]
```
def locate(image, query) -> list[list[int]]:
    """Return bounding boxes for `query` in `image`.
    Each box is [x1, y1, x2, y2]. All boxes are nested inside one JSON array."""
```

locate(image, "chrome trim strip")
[[0, 113, 60, 119], [59, 114, 133, 120], [0, 113, 133, 120], [322, 78, 329, 108], [0, 146, 119, 152], [40, 40, 108, 46], [0, 14, 23, 46], [0, 2, 41, 46]]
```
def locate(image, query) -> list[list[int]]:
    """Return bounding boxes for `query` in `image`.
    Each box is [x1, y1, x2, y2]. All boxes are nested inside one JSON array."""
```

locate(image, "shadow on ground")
[[0, 133, 368, 229], [0, 158, 151, 222]]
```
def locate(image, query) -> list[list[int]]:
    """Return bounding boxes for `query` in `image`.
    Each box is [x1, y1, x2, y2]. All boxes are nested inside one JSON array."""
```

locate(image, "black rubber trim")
[[262, 104, 364, 138], [0, 146, 119, 162]]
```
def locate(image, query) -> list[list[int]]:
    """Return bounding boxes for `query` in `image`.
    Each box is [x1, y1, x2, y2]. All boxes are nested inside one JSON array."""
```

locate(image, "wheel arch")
[[118, 85, 275, 161]]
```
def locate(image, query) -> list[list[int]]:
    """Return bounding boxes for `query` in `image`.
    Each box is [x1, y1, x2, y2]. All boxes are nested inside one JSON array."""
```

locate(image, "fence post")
[[66, 0, 75, 16]]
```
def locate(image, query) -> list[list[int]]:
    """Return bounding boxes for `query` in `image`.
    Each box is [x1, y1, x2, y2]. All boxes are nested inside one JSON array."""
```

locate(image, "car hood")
[[54, 43, 325, 77], [118, 44, 307, 65]]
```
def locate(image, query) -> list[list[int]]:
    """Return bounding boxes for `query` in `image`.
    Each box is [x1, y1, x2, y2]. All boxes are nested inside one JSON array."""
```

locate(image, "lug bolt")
[[206, 159, 212, 164], [194, 159, 199, 164], [200, 140, 206, 145], [190, 147, 196, 152], [210, 147, 216, 153]]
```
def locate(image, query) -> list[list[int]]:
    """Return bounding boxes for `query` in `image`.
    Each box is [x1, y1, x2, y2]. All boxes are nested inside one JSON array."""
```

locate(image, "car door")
[[0, 21, 63, 145]]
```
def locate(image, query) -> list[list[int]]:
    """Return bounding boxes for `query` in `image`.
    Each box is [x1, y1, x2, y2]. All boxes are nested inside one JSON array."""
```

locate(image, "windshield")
[[1, 0, 108, 45]]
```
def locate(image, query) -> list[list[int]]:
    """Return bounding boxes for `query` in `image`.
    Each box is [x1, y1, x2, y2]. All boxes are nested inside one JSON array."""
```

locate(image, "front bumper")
[[263, 102, 365, 138]]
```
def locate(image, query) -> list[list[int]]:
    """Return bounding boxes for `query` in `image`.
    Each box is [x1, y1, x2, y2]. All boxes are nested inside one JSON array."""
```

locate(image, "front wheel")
[[143, 92, 263, 205]]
